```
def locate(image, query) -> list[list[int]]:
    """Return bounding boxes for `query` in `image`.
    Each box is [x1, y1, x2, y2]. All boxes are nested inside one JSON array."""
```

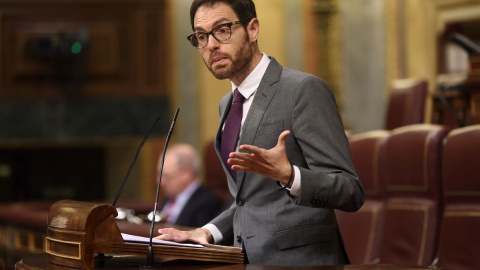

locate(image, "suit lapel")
[[236, 57, 283, 188], [215, 93, 233, 148], [215, 93, 238, 196]]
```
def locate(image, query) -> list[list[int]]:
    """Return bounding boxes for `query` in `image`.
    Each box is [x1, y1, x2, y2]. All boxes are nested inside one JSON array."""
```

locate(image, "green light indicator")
[[71, 42, 82, 54]]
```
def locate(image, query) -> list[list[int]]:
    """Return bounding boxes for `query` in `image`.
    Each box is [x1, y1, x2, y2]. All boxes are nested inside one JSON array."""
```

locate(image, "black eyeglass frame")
[[187, 21, 242, 49]]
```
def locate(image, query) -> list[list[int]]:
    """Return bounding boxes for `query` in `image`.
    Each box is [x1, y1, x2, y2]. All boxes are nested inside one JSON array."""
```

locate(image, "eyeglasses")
[[187, 21, 242, 49]]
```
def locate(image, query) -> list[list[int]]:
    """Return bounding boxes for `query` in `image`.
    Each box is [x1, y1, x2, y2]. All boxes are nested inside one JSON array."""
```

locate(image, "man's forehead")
[[193, 3, 237, 30], [162, 162, 180, 174], [162, 154, 178, 168]]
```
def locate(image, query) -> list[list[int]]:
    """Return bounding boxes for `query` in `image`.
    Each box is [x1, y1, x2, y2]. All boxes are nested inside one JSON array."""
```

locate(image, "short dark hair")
[[190, 0, 257, 31]]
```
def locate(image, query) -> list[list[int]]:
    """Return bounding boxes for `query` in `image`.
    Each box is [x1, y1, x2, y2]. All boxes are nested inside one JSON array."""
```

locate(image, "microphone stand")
[[112, 117, 161, 207], [142, 108, 180, 269]]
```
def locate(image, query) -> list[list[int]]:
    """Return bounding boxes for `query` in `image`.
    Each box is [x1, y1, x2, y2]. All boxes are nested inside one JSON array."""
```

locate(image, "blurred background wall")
[[0, 0, 478, 203]]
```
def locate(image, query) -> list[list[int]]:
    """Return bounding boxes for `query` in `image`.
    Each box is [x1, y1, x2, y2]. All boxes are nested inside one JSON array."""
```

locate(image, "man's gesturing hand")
[[155, 228, 212, 245], [228, 130, 293, 187]]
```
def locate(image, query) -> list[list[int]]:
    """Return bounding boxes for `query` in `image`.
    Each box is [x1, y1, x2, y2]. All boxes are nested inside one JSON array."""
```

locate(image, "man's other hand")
[[155, 227, 212, 245], [228, 130, 292, 187]]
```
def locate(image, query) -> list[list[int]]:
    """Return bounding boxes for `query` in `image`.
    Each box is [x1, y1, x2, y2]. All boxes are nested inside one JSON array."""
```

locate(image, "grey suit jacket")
[[210, 57, 364, 266]]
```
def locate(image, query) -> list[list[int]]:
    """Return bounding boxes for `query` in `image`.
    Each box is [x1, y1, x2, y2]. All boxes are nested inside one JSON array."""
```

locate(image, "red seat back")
[[337, 131, 389, 264], [379, 124, 449, 266], [436, 125, 480, 270], [385, 79, 427, 130]]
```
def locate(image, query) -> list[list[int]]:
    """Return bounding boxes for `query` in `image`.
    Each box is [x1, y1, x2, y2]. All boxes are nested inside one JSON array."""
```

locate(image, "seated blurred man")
[[158, 143, 221, 228]]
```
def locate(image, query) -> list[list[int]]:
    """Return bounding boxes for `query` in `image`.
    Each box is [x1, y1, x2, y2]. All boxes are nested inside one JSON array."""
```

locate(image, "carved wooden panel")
[[0, 0, 169, 98]]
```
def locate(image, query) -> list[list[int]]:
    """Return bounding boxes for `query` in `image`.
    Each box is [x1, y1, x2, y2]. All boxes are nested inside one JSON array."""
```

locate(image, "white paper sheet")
[[121, 233, 203, 248]]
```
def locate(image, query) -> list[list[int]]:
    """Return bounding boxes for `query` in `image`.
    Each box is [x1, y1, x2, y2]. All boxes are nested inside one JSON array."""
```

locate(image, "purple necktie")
[[221, 89, 245, 181]]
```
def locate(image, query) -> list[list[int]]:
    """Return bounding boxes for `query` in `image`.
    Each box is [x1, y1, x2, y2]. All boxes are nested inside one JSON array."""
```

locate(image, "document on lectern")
[[121, 233, 204, 248]]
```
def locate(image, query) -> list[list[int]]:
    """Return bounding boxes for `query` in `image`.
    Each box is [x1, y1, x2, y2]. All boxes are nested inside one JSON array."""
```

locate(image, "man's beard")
[[206, 35, 254, 80]]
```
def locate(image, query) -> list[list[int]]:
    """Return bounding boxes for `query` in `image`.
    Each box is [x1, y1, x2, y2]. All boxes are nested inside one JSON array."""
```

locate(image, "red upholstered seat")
[[0, 201, 52, 229], [378, 124, 449, 266], [434, 125, 480, 270], [349, 131, 389, 200], [337, 131, 389, 264], [385, 79, 427, 130], [337, 200, 386, 264]]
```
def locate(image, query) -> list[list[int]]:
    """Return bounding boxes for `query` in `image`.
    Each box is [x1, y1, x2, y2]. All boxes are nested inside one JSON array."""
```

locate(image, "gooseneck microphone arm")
[[145, 108, 180, 268], [112, 117, 161, 207]]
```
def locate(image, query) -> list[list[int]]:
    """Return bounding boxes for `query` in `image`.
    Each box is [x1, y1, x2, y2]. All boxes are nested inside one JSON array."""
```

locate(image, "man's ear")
[[247, 18, 259, 42]]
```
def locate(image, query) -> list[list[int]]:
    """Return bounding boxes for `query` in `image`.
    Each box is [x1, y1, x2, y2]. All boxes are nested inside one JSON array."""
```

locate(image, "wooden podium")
[[44, 200, 243, 269]]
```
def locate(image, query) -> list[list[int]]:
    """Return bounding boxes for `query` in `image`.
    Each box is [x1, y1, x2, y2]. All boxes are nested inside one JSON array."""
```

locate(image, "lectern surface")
[[16, 254, 440, 270]]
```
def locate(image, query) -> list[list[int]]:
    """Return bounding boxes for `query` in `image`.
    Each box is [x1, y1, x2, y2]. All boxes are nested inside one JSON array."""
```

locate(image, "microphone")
[[450, 32, 480, 55], [143, 108, 180, 268], [112, 117, 161, 207]]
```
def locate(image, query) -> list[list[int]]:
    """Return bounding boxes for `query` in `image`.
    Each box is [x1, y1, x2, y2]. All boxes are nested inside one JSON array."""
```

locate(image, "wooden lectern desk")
[[41, 200, 243, 269], [14, 200, 440, 270]]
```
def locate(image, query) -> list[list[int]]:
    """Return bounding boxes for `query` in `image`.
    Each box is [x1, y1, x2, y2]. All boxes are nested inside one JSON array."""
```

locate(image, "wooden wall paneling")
[[0, 0, 168, 98]]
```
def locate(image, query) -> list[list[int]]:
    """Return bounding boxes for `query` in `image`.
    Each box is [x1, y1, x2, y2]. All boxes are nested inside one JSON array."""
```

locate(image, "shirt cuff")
[[289, 165, 301, 196], [202, 224, 223, 244]]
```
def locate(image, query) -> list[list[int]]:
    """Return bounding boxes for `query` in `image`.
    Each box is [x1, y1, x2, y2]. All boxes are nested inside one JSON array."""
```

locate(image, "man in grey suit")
[[156, 0, 364, 266]]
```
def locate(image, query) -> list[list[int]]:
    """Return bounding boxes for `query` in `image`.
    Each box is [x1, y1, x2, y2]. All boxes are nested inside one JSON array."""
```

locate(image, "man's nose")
[[206, 35, 220, 50]]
